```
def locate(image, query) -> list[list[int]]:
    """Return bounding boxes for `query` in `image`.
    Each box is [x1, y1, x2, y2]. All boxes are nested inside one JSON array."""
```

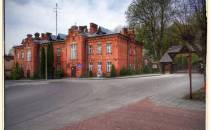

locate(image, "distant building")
[[13, 23, 143, 78], [4, 55, 14, 79]]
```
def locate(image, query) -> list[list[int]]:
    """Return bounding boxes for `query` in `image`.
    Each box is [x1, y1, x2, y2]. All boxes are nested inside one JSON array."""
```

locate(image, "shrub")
[[11, 63, 24, 80], [55, 70, 64, 79], [120, 67, 128, 76], [89, 70, 93, 77], [111, 64, 116, 77], [135, 68, 142, 74], [31, 71, 40, 79], [142, 65, 152, 74]]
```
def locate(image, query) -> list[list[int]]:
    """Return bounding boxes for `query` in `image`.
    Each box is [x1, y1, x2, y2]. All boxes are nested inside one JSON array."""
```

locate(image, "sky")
[[5, 0, 132, 54]]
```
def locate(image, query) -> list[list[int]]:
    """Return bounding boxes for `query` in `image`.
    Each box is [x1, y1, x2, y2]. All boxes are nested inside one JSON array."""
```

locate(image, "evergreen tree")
[[11, 63, 24, 80], [111, 64, 117, 77], [47, 42, 54, 78], [40, 47, 46, 78]]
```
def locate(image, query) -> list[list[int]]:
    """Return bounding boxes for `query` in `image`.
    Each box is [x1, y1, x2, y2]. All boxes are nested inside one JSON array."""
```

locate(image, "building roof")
[[167, 45, 183, 53], [97, 26, 114, 34], [83, 26, 116, 37], [159, 53, 173, 63], [57, 33, 67, 40], [167, 44, 195, 54], [160, 44, 196, 63]]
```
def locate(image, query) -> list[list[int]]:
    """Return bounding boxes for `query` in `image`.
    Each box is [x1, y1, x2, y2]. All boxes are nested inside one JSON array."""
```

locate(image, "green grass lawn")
[[185, 88, 206, 102]]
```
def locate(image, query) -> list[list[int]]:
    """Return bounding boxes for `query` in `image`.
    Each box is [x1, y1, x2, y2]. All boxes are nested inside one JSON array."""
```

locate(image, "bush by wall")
[[89, 70, 93, 77], [111, 64, 117, 77], [31, 71, 40, 79], [11, 63, 24, 80], [55, 70, 64, 79], [119, 67, 128, 76], [142, 65, 152, 74]]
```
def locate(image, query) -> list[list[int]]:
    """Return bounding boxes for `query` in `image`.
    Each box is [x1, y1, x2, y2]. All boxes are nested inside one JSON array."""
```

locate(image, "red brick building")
[[13, 23, 143, 78]]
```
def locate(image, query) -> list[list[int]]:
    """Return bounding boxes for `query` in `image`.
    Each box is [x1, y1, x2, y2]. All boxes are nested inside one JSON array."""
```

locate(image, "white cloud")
[[5, 0, 132, 54]]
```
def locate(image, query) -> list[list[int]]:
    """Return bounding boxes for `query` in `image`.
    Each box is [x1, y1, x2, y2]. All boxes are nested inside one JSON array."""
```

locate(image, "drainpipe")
[[127, 39, 129, 68], [86, 41, 89, 77]]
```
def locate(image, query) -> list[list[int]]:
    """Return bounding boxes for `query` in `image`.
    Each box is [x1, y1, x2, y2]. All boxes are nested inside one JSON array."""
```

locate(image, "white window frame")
[[17, 53, 20, 59], [106, 61, 112, 72], [88, 45, 93, 54], [98, 61, 102, 71], [71, 43, 77, 59], [57, 48, 61, 56], [21, 51, 24, 59], [27, 50, 31, 61], [133, 48, 136, 55], [97, 43, 102, 54], [89, 63, 93, 71], [106, 43, 112, 54], [129, 47, 132, 55]]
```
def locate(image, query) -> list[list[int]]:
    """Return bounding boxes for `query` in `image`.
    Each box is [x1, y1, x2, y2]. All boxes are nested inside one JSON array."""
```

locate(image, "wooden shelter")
[[160, 45, 195, 74]]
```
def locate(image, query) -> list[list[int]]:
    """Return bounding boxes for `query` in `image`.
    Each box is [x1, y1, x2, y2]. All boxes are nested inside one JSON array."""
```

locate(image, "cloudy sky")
[[5, 0, 132, 54]]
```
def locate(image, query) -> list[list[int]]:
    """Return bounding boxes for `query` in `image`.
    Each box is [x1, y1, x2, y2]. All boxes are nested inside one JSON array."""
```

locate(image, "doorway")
[[71, 66, 76, 77], [27, 70, 30, 78]]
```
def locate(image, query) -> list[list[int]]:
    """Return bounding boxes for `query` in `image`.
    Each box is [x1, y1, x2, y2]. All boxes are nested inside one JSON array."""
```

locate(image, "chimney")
[[89, 23, 98, 34], [41, 33, 48, 40], [71, 25, 78, 31], [128, 28, 135, 40], [79, 26, 88, 32], [27, 34, 32, 39], [46, 32, 52, 40], [34, 32, 40, 39], [121, 28, 128, 35]]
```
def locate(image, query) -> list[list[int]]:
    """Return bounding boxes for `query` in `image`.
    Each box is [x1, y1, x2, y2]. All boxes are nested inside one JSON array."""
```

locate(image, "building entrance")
[[71, 66, 76, 77], [27, 70, 30, 78]]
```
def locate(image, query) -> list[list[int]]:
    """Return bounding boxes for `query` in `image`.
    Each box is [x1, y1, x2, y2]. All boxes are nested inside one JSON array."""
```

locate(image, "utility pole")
[[45, 47, 47, 80], [188, 52, 192, 99], [54, 3, 58, 36]]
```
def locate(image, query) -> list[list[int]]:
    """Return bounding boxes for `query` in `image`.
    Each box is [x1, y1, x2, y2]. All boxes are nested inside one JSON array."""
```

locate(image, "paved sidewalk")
[[58, 98, 205, 130]]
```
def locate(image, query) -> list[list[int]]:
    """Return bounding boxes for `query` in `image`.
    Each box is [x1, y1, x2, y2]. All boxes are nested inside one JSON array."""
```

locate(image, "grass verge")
[[184, 87, 206, 102]]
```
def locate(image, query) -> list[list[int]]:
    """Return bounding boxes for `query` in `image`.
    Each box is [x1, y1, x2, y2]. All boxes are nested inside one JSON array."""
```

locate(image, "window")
[[98, 61, 102, 71], [88, 45, 93, 54], [57, 56, 61, 64], [71, 43, 77, 59], [97, 43, 102, 54], [106, 43, 112, 54], [89, 63, 93, 71], [129, 47, 132, 55], [17, 53, 19, 59], [21, 51, 24, 59], [57, 48, 61, 64], [133, 49, 136, 55], [57, 48, 61, 56], [27, 50, 31, 61], [106, 61, 112, 72]]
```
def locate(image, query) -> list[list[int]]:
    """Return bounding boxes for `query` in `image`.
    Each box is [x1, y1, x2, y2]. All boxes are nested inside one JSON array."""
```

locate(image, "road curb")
[[79, 74, 162, 80]]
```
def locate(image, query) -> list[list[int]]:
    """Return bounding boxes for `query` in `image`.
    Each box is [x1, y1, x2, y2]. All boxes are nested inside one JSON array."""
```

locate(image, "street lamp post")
[[188, 52, 192, 99], [45, 47, 47, 80]]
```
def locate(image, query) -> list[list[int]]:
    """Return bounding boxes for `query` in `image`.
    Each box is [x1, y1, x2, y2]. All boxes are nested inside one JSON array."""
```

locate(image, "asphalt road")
[[5, 74, 205, 130]]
